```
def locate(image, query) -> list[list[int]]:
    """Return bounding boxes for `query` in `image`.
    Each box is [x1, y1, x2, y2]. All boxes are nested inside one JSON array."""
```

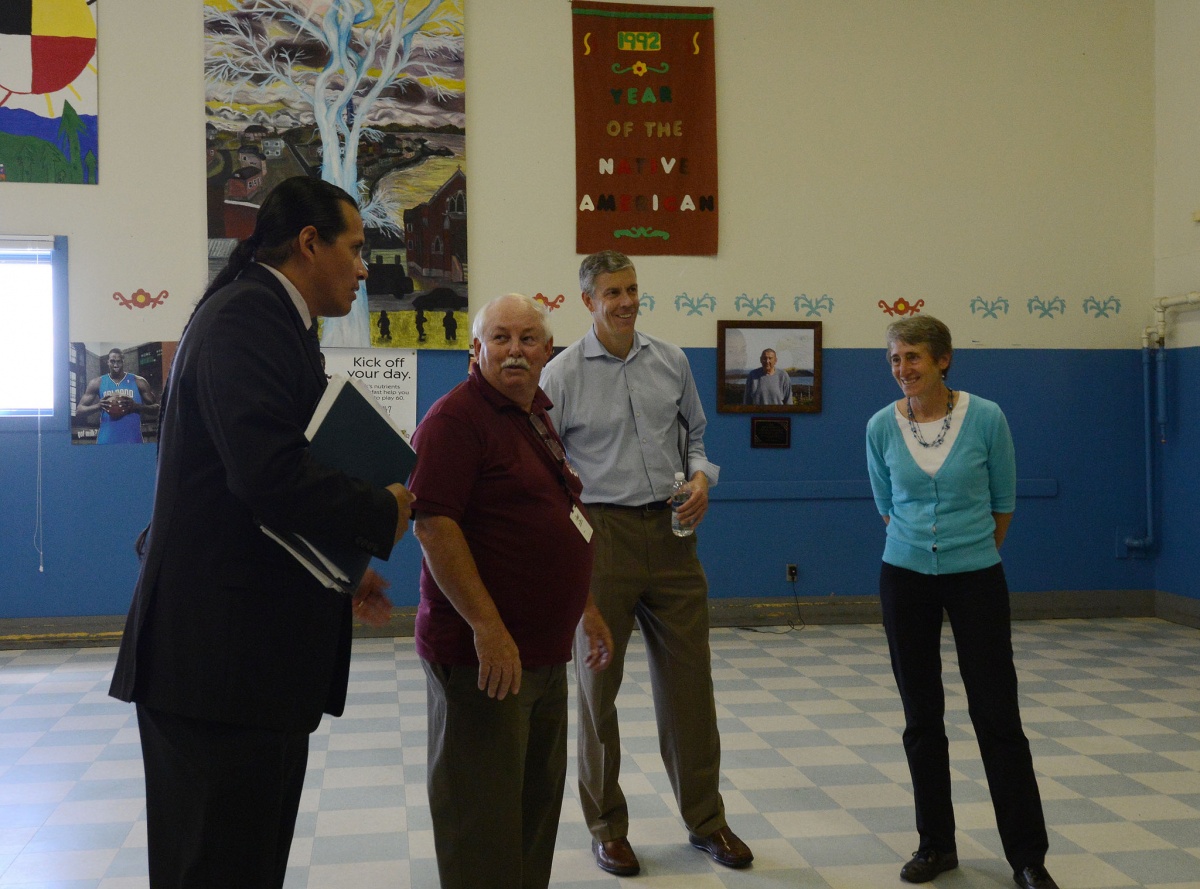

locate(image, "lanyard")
[[525, 410, 580, 507]]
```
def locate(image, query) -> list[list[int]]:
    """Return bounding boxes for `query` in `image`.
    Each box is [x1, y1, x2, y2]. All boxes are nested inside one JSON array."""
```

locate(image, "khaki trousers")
[[574, 505, 726, 841]]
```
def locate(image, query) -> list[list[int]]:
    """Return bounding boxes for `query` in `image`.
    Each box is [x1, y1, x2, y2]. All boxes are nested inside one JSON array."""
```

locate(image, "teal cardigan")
[[866, 393, 1016, 575]]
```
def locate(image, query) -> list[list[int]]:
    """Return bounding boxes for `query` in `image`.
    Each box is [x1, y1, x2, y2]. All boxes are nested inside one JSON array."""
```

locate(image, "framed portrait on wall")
[[717, 320, 822, 413]]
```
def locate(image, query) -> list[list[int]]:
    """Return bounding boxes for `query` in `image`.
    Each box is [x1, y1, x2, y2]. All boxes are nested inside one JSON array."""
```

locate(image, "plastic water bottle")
[[671, 471, 693, 537]]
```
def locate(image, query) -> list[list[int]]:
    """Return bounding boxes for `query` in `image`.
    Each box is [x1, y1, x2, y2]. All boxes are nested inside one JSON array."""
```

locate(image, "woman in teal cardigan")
[[866, 316, 1057, 889]]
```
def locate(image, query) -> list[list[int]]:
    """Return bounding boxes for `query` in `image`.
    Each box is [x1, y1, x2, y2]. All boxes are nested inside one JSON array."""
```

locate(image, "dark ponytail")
[[203, 236, 261, 300], [198, 177, 358, 306]]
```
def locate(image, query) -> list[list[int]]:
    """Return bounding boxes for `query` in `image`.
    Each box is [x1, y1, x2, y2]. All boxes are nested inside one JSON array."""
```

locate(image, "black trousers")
[[879, 561, 1049, 872], [135, 703, 310, 889]]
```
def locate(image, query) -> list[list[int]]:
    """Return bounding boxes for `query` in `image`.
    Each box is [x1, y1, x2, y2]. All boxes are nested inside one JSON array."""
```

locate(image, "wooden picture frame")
[[717, 320, 822, 413]]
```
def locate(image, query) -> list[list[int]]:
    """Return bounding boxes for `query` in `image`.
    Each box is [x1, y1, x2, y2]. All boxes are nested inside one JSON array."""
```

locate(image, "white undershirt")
[[893, 392, 971, 476]]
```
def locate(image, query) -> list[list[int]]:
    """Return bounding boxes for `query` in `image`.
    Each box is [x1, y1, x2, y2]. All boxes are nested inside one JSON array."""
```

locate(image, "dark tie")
[[305, 323, 327, 380]]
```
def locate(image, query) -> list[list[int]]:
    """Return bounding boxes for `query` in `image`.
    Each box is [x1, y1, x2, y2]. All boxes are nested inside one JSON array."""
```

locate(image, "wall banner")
[[572, 2, 717, 256]]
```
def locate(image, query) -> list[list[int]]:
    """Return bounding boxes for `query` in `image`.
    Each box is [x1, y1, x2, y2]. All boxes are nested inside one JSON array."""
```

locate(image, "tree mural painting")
[[204, 0, 465, 347]]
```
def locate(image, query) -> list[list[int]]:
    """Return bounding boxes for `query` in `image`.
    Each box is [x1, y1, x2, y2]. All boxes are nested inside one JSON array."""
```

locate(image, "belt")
[[591, 501, 670, 512]]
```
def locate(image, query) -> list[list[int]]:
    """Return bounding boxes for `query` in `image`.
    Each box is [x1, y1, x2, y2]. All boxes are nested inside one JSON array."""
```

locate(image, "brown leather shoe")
[[592, 837, 640, 876], [688, 826, 754, 869]]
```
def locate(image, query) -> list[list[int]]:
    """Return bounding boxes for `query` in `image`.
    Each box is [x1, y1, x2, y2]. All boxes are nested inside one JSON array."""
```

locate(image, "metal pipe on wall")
[[1127, 292, 1200, 554], [1124, 347, 1156, 553], [1152, 292, 1200, 442], [1157, 348, 1168, 443], [1152, 291, 1200, 346]]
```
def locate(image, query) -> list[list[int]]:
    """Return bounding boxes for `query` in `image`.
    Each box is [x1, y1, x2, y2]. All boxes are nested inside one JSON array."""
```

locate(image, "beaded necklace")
[[905, 389, 954, 448]]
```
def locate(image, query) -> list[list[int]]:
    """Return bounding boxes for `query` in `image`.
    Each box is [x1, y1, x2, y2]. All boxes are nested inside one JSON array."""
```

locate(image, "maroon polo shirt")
[[409, 366, 593, 667]]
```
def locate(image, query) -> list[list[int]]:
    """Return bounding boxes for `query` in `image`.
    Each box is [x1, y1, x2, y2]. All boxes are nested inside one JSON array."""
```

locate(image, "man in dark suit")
[[109, 178, 413, 888]]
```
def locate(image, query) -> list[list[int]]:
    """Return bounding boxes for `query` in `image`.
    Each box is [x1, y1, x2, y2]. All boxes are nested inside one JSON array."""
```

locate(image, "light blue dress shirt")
[[541, 328, 719, 506]]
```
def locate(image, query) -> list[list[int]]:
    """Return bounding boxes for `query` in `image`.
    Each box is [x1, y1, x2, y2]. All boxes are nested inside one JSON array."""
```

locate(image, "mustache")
[[501, 357, 531, 370]]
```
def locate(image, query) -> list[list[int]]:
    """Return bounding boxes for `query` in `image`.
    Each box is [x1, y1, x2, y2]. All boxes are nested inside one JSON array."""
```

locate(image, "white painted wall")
[[0, 1, 1157, 351], [0, 2, 207, 344], [1156, 0, 1200, 348]]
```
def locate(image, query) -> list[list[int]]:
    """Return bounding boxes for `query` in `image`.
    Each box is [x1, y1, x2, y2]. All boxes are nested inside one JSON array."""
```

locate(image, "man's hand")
[[474, 621, 522, 699], [674, 471, 710, 529], [579, 597, 613, 673], [351, 568, 393, 627], [387, 483, 415, 543], [101, 395, 133, 420], [414, 514, 521, 700]]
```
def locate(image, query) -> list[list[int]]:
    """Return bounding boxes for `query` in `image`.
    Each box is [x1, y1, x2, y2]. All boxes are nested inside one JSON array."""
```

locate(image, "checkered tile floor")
[[1, 617, 1198, 888]]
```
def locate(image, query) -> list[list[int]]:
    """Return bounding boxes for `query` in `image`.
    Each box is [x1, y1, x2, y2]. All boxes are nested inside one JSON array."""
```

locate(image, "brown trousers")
[[574, 505, 727, 841]]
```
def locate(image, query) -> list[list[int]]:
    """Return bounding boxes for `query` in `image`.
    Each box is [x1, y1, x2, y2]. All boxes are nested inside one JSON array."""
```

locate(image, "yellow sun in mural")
[[0, 0, 97, 114]]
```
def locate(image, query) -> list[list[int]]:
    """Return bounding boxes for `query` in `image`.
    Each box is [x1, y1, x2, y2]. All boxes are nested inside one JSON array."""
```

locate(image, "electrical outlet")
[[786, 564, 797, 582]]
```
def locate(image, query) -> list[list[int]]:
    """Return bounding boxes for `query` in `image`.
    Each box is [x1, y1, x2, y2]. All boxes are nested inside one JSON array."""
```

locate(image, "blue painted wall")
[[694, 347, 1156, 601], [1155, 346, 1200, 599], [0, 345, 1178, 619]]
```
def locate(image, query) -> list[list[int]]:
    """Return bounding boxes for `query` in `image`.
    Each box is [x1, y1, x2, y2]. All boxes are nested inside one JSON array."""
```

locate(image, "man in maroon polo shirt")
[[409, 293, 613, 889]]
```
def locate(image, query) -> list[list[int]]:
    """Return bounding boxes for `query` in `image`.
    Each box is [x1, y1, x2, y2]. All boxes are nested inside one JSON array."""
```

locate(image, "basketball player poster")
[[69, 341, 170, 445]]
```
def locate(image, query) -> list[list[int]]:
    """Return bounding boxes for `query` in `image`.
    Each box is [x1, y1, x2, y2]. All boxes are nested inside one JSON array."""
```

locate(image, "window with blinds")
[[0, 236, 65, 420]]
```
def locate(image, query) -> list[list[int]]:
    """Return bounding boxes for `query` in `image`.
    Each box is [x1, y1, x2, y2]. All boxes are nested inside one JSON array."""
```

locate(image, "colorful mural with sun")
[[0, 0, 98, 183]]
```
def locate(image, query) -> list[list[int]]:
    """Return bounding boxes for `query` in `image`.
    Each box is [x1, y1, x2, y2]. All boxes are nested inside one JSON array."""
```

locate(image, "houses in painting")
[[236, 145, 265, 169], [206, 126, 469, 308], [207, 124, 278, 233], [405, 167, 467, 283], [226, 166, 264, 201]]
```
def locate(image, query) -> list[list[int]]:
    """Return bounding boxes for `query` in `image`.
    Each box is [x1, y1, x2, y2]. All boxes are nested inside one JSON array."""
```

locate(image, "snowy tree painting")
[[204, 0, 466, 347]]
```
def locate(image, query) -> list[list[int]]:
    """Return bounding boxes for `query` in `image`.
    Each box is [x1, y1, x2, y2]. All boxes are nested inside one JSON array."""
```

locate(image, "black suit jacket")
[[109, 265, 399, 733]]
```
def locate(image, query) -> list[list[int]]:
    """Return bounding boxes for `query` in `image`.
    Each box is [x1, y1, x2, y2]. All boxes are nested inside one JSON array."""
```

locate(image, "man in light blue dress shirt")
[[540, 251, 753, 877]]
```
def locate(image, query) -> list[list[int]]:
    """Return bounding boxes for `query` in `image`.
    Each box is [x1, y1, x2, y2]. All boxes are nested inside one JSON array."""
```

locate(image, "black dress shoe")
[[687, 826, 754, 869], [592, 837, 640, 876], [1014, 865, 1060, 889], [900, 849, 959, 883]]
